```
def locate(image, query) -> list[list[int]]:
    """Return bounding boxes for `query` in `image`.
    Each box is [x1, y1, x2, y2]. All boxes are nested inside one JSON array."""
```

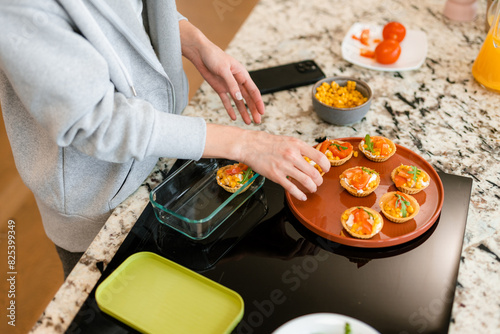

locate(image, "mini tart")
[[315, 139, 353, 166], [304, 156, 325, 176], [358, 135, 396, 162], [216, 163, 254, 194], [339, 166, 380, 197], [379, 191, 420, 223], [391, 164, 430, 194], [341, 206, 384, 239]]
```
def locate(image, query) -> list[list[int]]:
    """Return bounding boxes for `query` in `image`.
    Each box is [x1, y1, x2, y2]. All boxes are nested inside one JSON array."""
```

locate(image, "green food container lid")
[[96, 252, 244, 333]]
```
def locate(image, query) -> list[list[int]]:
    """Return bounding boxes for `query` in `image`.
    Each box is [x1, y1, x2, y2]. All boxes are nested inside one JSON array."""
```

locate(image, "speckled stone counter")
[[32, 0, 499, 333]]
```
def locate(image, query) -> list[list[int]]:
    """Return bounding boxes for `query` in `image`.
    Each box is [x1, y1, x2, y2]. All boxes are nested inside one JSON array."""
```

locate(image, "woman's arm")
[[179, 20, 331, 200], [204, 124, 330, 201]]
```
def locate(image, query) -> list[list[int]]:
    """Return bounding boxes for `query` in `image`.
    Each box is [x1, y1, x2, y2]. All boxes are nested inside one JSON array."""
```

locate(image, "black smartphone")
[[249, 60, 326, 95]]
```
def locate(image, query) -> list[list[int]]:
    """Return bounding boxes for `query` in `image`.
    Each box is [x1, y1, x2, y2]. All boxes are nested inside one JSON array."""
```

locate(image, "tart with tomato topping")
[[359, 134, 396, 162], [339, 166, 380, 197], [379, 191, 420, 223], [315, 139, 353, 166], [391, 164, 430, 194], [216, 163, 255, 194], [304, 156, 325, 176], [341, 206, 384, 239]]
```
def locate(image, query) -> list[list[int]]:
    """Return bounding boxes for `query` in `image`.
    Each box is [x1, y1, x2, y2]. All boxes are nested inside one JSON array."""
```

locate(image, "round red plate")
[[286, 137, 444, 248]]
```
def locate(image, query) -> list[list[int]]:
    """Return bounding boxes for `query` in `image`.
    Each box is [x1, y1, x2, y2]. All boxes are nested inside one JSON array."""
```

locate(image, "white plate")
[[272, 313, 381, 334], [341, 22, 427, 71]]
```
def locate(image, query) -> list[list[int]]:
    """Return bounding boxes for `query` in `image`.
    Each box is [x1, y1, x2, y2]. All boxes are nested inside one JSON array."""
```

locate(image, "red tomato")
[[352, 29, 370, 46], [359, 29, 370, 46], [394, 175, 407, 187], [237, 163, 249, 171], [380, 143, 391, 156], [329, 142, 353, 159], [345, 168, 370, 190], [383, 22, 406, 42], [375, 39, 401, 64], [397, 170, 412, 179], [353, 208, 372, 234], [226, 166, 242, 175], [359, 49, 375, 58], [372, 137, 392, 156], [318, 139, 332, 153]]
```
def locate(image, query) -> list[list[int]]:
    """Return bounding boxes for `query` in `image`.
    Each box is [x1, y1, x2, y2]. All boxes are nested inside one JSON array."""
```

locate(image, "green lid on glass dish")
[[96, 252, 244, 334]]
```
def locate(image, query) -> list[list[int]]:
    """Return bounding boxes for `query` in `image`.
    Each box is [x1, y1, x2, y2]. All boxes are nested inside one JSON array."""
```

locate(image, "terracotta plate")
[[286, 137, 444, 248]]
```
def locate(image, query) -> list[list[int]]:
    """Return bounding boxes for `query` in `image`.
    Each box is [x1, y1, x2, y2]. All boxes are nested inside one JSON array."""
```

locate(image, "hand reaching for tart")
[[205, 125, 330, 202]]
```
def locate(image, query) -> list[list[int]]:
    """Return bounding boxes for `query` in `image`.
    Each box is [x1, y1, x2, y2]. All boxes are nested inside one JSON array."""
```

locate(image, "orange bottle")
[[472, 0, 500, 92]]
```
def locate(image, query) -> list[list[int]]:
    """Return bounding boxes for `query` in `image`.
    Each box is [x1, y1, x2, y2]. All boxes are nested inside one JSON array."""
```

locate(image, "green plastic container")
[[96, 252, 244, 333]]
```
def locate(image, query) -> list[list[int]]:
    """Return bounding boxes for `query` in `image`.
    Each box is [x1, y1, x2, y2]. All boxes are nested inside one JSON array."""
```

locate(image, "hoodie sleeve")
[[0, 1, 206, 163], [176, 11, 187, 21]]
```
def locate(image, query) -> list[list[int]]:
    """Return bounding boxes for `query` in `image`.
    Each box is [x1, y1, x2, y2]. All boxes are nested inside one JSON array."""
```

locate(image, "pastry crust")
[[379, 191, 420, 223], [341, 206, 384, 239], [391, 165, 430, 194], [358, 136, 396, 162], [315, 139, 353, 166], [216, 164, 254, 194], [304, 156, 325, 176], [339, 166, 380, 197]]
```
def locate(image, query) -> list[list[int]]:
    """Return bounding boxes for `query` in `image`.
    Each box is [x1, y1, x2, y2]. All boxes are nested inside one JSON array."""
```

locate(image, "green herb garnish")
[[362, 208, 374, 218], [330, 142, 348, 150], [364, 134, 374, 152], [395, 193, 411, 218], [355, 207, 374, 221], [345, 322, 352, 334], [238, 167, 254, 184], [408, 165, 421, 182], [361, 167, 378, 175]]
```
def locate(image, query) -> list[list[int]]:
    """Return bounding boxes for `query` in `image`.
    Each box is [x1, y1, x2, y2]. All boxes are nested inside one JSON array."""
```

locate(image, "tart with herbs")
[[391, 164, 430, 194], [339, 166, 380, 197], [304, 156, 325, 176], [216, 162, 255, 194], [379, 191, 420, 223], [315, 138, 354, 166], [359, 134, 396, 162], [341, 206, 384, 239]]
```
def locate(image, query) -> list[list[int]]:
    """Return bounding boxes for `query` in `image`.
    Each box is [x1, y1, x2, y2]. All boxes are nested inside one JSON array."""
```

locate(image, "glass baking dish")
[[150, 159, 265, 240]]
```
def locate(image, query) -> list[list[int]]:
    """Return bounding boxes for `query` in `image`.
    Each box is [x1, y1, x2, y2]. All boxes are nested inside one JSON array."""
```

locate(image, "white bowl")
[[272, 313, 381, 334]]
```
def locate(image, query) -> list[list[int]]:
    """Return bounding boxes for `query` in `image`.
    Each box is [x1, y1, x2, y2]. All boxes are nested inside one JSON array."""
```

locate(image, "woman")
[[0, 0, 329, 277]]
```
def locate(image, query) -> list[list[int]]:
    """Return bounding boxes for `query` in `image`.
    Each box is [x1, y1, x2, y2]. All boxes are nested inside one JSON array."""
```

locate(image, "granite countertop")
[[32, 0, 499, 333]]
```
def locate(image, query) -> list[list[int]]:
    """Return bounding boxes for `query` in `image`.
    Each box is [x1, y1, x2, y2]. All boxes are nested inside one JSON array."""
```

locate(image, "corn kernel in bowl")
[[315, 80, 367, 108]]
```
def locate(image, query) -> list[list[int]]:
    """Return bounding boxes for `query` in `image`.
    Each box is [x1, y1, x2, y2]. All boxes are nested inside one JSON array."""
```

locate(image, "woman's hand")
[[180, 20, 264, 124], [204, 124, 331, 201]]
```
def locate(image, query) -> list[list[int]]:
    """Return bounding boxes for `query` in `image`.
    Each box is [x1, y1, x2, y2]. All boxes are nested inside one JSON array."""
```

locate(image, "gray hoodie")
[[0, 0, 207, 251]]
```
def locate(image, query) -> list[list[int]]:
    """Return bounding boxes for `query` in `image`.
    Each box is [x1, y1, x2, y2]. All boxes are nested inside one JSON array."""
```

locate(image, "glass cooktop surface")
[[68, 161, 472, 334]]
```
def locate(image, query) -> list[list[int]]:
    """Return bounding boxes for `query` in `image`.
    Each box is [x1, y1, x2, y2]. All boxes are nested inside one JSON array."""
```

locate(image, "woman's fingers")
[[260, 154, 324, 201], [239, 85, 261, 124], [218, 68, 253, 125], [238, 71, 265, 122], [304, 146, 331, 177], [236, 130, 331, 202], [218, 92, 237, 121], [278, 175, 308, 202]]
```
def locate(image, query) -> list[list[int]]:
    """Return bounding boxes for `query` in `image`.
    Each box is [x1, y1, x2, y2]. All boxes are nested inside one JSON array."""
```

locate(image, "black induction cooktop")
[[67, 163, 472, 334]]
